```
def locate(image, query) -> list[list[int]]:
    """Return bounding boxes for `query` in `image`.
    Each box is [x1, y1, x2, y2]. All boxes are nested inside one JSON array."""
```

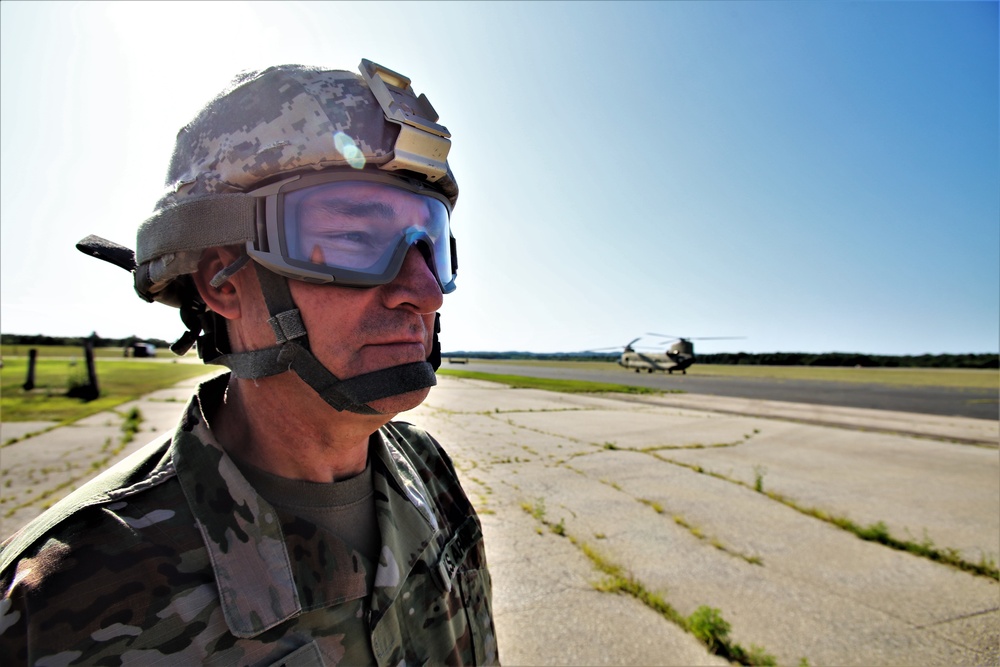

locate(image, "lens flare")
[[333, 132, 366, 169]]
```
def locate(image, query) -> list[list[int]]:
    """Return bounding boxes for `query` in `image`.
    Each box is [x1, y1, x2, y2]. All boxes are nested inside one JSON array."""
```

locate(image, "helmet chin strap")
[[211, 262, 438, 415]]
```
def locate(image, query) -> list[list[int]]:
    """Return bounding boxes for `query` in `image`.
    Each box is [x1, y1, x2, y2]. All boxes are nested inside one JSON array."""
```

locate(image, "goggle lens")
[[262, 179, 455, 291]]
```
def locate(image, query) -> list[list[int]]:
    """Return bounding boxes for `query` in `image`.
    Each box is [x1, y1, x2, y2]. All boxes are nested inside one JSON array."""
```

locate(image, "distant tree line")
[[444, 350, 999, 369], [1, 333, 173, 349]]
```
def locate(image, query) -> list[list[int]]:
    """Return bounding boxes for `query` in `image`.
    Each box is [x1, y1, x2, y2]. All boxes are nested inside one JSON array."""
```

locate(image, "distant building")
[[128, 342, 156, 358]]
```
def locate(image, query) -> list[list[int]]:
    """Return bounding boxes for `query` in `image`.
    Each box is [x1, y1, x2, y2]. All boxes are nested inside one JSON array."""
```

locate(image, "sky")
[[1, 1, 997, 356]]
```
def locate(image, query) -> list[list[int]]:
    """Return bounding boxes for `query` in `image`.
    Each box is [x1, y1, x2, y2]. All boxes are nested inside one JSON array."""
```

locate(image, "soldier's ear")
[[192, 247, 243, 320]]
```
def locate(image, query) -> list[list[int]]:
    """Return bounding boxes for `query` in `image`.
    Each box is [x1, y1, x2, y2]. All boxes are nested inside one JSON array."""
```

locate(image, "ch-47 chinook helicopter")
[[598, 334, 744, 374]]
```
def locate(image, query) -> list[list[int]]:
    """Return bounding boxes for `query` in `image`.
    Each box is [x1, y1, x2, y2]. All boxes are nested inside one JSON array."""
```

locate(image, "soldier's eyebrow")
[[312, 198, 397, 221]]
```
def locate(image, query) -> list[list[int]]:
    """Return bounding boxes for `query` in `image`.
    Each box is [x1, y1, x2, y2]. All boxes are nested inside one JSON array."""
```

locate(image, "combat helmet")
[[78, 60, 458, 414]]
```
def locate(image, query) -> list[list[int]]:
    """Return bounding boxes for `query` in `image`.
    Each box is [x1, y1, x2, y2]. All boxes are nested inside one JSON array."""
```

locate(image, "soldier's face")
[[220, 183, 445, 416]]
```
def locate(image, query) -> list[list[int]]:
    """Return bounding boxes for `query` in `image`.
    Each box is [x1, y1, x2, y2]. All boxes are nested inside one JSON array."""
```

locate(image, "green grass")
[[459, 358, 998, 389], [1, 357, 215, 425], [521, 498, 547, 521], [3, 406, 147, 517], [120, 406, 144, 444], [437, 369, 668, 395], [687, 606, 776, 666], [1, 344, 192, 359], [582, 542, 776, 666]]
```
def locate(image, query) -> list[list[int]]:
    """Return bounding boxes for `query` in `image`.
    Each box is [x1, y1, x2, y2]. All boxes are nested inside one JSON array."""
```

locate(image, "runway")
[[450, 361, 1000, 421]]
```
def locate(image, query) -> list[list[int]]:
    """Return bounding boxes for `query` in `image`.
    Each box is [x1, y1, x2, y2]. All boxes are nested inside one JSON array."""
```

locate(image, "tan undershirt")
[[233, 453, 381, 582]]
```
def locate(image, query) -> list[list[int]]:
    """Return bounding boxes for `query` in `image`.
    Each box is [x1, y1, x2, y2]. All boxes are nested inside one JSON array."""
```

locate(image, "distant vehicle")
[[128, 342, 157, 358], [595, 334, 743, 374], [447, 357, 469, 364]]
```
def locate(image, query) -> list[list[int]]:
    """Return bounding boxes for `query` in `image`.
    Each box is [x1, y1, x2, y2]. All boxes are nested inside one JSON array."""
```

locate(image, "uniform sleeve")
[[0, 536, 75, 666], [0, 507, 204, 666], [1, 574, 28, 665]]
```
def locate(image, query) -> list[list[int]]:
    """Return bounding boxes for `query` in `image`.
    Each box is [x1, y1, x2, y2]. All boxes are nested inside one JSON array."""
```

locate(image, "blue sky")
[[1, 1, 997, 355]]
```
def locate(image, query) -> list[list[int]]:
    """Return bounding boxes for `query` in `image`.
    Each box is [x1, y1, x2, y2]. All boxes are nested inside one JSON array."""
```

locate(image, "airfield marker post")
[[22, 348, 37, 391], [83, 337, 99, 400]]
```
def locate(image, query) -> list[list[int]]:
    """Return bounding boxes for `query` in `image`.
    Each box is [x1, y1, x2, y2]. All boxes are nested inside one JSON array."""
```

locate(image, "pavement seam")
[[914, 606, 1000, 629]]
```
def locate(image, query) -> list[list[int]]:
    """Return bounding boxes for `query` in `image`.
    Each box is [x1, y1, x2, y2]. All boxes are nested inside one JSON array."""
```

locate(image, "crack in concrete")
[[915, 606, 1000, 629]]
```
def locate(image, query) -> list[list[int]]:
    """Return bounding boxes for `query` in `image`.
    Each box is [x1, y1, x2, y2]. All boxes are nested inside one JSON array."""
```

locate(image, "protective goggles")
[[246, 171, 457, 293]]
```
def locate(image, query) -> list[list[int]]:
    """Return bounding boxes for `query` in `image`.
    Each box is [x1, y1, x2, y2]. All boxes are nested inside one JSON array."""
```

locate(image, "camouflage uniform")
[[0, 374, 497, 666]]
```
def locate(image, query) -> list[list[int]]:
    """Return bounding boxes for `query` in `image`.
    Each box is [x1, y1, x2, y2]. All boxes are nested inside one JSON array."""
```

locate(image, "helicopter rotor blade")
[[647, 333, 745, 341], [687, 336, 746, 341], [583, 336, 654, 353]]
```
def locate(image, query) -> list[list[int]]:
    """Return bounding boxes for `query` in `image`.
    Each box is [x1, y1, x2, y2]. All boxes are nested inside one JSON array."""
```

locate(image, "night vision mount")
[[359, 58, 452, 183]]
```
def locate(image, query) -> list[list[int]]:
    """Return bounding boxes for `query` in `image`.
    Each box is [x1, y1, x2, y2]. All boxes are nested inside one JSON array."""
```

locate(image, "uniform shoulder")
[[384, 419, 435, 443], [382, 421, 453, 467], [380, 420, 469, 511], [0, 435, 175, 576]]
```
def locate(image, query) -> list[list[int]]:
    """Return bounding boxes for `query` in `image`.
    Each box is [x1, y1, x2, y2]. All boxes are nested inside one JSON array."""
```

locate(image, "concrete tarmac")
[[2, 373, 998, 665], [0, 371, 224, 539], [402, 377, 999, 666]]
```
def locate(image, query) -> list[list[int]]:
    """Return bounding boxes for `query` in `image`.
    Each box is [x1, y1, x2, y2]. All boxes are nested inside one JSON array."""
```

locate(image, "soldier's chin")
[[364, 386, 432, 416]]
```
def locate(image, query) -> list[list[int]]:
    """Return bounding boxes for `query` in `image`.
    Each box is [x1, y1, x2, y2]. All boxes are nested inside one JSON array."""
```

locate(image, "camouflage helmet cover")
[[137, 61, 457, 306]]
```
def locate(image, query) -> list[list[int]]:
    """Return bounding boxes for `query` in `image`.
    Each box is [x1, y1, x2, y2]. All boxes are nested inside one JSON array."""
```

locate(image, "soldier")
[[0, 60, 497, 665]]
